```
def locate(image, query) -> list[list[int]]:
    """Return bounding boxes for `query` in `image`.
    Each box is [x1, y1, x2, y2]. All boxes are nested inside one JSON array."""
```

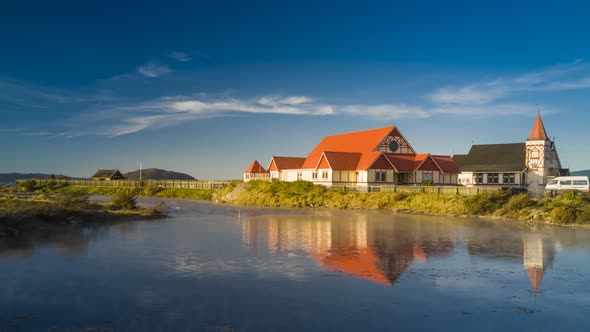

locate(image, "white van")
[[545, 176, 590, 192]]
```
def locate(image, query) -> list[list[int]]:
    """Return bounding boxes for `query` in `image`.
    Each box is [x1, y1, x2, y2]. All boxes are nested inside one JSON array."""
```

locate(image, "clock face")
[[388, 141, 399, 152]]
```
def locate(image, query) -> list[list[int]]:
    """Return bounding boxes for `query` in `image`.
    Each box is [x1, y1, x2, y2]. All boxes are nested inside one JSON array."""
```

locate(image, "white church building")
[[453, 113, 568, 190]]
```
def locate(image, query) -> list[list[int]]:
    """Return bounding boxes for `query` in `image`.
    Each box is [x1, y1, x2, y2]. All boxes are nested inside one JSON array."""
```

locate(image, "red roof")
[[244, 160, 267, 174], [431, 155, 461, 174], [301, 126, 400, 169], [528, 113, 549, 141], [385, 154, 422, 172], [319, 152, 363, 170], [268, 156, 306, 171]]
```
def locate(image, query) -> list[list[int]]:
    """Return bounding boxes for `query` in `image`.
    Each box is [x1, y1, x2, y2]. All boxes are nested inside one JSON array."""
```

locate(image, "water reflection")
[[242, 213, 456, 286], [242, 212, 563, 292]]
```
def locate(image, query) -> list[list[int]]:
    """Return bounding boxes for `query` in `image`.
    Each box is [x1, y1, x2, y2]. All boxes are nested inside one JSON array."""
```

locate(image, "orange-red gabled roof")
[[431, 155, 461, 174], [317, 152, 363, 170], [244, 160, 267, 174], [528, 113, 549, 141], [268, 156, 306, 171], [384, 153, 421, 172], [301, 126, 400, 169]]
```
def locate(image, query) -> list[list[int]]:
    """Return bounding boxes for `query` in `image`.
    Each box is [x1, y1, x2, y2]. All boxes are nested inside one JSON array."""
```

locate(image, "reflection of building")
[[524, 236, 555, 292], [241, 214, 454, 286], [467, 230, 556, 292]]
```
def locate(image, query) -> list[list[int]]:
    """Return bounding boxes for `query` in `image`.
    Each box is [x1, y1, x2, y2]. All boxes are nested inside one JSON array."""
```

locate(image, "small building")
[[243, 160, 269, 182], [91, 170, 126, 181], [268, 156, 306, 181]]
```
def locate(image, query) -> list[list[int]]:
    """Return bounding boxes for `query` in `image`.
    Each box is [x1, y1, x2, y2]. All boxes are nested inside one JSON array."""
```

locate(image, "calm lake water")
[[1, 198, 590, 331]]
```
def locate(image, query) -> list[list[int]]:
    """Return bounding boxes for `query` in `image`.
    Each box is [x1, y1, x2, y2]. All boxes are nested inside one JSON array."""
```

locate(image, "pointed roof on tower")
[[528, 112, 549, 141]]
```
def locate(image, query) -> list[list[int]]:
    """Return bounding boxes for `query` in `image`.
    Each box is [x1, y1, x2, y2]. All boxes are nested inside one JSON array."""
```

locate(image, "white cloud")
[[429, 60, 590, 105], [341, 104, 430, 120], [169, 51, 191, 62], [137, 62, 172, 78]]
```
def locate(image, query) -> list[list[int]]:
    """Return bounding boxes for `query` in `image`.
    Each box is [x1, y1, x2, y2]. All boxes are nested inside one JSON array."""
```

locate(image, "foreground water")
[[1, 199, 590, 331]]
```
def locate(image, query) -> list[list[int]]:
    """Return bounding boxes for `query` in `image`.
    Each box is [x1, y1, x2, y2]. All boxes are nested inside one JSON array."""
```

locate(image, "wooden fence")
[[16, 179, 526, 196], [329, 185, 525, 196], [17, 179, 229, 190]]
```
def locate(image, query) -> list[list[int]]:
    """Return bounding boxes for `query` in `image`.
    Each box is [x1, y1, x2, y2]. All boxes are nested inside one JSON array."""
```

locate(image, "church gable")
[[374, 127, 416, 155]]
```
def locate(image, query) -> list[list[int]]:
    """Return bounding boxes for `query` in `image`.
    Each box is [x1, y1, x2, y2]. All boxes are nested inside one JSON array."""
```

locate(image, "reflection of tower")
[[523, 235, 556, 292]]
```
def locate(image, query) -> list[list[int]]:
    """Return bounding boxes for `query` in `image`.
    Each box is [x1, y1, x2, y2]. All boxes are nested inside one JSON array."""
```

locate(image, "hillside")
[[0, 173, 57, 184], [571, 170, 590, 177], [124, 168, 196, 180]]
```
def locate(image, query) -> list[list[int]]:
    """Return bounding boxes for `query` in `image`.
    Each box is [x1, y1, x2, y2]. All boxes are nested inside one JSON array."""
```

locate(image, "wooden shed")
[[91, 170, 126, 181]]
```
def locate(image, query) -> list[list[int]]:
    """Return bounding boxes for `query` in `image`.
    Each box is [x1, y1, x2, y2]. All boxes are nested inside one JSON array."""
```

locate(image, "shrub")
[[143, 184, 161, 197], [422, 179, 434, 186], [55, 190, 89, 209], [505, 193, 536, 213], [549, 206, 578, 224], [152, 202, 169, 215], [110, 190, 138, 210], [19, 179, 37, 192]]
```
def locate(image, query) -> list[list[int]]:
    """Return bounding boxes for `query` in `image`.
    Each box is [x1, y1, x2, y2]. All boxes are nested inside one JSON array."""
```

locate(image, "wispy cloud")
[[168, 51, 191, 62], [0, 80, 86, 107], [137, 62, 172, 78], [429, 60, 590, 105]]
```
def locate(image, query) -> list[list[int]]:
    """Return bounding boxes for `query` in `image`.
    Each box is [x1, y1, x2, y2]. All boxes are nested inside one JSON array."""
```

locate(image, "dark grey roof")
[[91, 169, 121, 178], [459, 143, 526, 172], [452, 154, 468, 170]]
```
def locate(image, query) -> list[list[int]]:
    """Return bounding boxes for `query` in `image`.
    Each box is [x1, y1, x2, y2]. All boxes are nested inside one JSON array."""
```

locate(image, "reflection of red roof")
[[313, 248, 392, 286], [527, 268, 544, 292], [528, 113, 549, 141], [244, 160, 267, 174], [302, 126, 402, 169], [268, 156, 306, 171]]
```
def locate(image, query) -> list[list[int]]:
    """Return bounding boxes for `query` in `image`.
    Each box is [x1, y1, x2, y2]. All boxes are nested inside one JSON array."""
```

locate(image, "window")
[[573, 180, 588, 186], [297, 172, 302, 181], [322, 171, 328, 180], [489, 173, 499, 184], [475, 173, 484, 184], [423, 172, 433, 181], [560, 180, 572, 185], [502, 173, 515, 184], [548, 180, 558, 185], [312, 172, 318, 180], [245, 174, 250, 179], [375, 170, 387, 182]]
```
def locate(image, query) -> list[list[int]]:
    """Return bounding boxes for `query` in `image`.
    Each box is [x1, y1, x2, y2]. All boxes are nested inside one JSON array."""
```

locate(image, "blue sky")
[[2, 0, 590, 178]]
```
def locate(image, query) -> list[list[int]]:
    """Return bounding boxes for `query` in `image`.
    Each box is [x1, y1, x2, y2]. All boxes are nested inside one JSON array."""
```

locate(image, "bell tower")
[[525, 112, 560, 187]]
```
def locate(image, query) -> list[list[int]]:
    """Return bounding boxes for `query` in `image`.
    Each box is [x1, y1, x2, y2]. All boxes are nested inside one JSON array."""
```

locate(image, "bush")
[[19, 179, 37, 192], [505, 193, 536, 213], [143, 184, 161, 197], [422, 179, 434, 186], [55, 191, 89, 209], [152, 202, 169, 215], [550, 206, 578, 224], [110, 190, 138, 210]]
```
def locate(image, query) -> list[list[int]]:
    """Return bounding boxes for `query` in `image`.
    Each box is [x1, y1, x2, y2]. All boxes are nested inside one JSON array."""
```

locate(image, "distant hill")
[[124, 168, 196, 180], [0, 173, 59, 185], [571, 170, 590, 177]]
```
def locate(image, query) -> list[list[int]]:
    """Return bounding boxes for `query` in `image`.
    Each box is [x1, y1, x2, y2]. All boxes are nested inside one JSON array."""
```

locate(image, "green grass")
[[215, 180, 590, 225], [14, 180, 590, 226]]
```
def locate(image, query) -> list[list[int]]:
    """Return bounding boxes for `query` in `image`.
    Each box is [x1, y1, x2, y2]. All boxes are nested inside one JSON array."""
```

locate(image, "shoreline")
[[4, 180, 590, 228]]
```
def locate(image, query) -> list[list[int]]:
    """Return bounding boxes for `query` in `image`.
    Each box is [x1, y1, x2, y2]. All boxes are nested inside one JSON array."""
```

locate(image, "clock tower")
[[525, 112, 562, 187]]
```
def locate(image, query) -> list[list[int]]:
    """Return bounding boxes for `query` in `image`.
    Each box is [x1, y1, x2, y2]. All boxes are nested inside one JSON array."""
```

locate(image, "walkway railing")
[[16, 179, 229, 190]]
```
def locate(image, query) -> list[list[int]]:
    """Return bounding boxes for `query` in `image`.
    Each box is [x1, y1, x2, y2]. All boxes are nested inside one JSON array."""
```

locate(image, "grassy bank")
[[214, 180, 590, 226], [0, 190, 166, 238], [4, 181, 214, 200], [8, 179, 590, 226]]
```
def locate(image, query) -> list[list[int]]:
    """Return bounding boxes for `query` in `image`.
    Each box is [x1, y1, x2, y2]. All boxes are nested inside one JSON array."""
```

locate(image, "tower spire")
[[528, 112, 548, 141]]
